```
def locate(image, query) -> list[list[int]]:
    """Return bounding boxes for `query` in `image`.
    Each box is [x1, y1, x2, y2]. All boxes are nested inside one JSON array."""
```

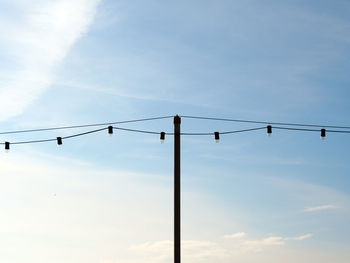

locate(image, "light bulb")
[[57, 137, 62, 147], [214, 132, 220, 143], [267, 125, 272, 136], [108, 126, 113, 136], [5, 142, 10, 152], [320, 129, 326, 140], [160, 132, 165, 143]]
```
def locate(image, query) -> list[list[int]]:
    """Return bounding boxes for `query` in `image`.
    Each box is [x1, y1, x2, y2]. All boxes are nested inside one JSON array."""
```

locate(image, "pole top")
[[174, 115, 181, 124]]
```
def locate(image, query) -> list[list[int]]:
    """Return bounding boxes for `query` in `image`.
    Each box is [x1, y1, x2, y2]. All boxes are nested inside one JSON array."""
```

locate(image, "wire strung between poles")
[[2, 125, 350, 146], [181, 115, 350, 130], [0, 116, 174, 135]]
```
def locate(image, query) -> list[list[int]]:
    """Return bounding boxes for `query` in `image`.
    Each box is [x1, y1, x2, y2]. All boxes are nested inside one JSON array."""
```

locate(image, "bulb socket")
[[267, 125, 272, 135], [57, 137, 62, 146], [5, 141, 10, 151], [160, 132, 165, 142], [108, 126, 113, 135], [214, 132, 220, 142]]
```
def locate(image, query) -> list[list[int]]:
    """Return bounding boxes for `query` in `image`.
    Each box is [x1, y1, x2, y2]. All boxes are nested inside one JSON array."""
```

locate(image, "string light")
[[5, 141, 10, 152], [108, 126, 113, 135], [321, 129, 326, 140], [214, 132, 220, 143], [1, 116, 350, 152], [160, 132, 165, 143], [267, 125, 272, 136], [57, 137, 62, 147]]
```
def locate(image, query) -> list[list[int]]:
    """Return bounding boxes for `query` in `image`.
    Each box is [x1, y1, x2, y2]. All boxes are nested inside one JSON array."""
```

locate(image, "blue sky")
[[1, 0, 350, 262]]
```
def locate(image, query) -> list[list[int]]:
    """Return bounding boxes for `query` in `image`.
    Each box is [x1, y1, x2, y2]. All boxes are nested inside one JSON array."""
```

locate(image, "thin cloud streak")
[[286, 233, 313, 241], [304, 204, 338, 212], [130, 233, 313, 261], [223, 232, 246, 239], [0, 0, 100, 121]]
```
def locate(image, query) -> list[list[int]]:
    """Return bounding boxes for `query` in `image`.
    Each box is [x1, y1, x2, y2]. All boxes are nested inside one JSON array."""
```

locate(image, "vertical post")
[[174, 115, 181, 263]]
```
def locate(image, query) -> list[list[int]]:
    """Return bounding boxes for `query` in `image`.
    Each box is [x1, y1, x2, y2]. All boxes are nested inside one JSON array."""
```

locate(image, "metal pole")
[[174, 115, 181, 263]]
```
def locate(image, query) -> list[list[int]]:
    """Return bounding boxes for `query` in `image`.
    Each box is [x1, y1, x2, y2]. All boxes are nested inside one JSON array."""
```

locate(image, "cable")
[[3, 127, 108, 145], [11, 138, 57, 145], [2, 124, 350, 147], [0, 116, 174, 135], [181, 115, 350, 130], [113, 127, 160, 135], [178, 127, 266, 135], [220, 127, 266, 134], [2, 115, 350, 137], [0, 126, 268, 145], [62, 127, 108, 139], [273, 126, 350, 133]]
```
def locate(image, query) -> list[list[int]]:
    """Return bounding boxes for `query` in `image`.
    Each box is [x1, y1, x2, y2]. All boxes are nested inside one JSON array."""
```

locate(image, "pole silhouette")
[[174, 115, 181, 263]]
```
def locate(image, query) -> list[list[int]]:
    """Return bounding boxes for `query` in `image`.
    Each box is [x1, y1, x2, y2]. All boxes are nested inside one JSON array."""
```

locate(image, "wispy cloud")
[[244, 236, 284, 248], [304, 204, 338, 212], [130, 232, 312, 262], [223, 232, 246, 239], [0, 0, 100, 121], [238, 234, 312, 253], [130, 240, 230, 262], [286, 233, 313, 241]]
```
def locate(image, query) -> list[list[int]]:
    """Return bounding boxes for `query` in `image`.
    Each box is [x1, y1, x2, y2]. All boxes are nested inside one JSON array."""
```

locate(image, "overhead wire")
[[273, 126, 350, 133], [2, 115, 350, 136], [0, 126, 275, 145], [3, 124, 350, 147], [2, 127, 108, 145], [2, 115, 350, 148], [0, 116, 174, 135], [181, 115, 350, 130]]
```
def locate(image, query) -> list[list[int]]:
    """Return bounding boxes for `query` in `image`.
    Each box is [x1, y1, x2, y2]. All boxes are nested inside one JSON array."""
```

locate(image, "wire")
[[273, 126, 350, 133], [2, 124, 350, 147], [62, 127, 108, 139], [114, 127, 160, 135], [4, 127, 108, 145], [179, 127, 266, 135], [0, 116, 174, 135], [220, 127, 266, 134], [2, 115, 350, 137], [181, 115, 350, 130], [11, 138, 57, 145], [0, 126, 267, 145]]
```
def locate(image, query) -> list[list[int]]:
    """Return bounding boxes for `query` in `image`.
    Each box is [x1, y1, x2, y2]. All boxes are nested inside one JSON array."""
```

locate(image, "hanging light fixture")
[[108, 126, 113, 135], [160, 132, 165, 143], [214, 132, 220, 143], [57, 137, 62, 147], [267, 125, 272, 136], [5, 141, 10, 152]]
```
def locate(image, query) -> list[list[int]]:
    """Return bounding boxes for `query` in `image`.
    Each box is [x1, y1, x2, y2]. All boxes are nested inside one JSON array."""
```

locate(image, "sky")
[[1, 0, 350, 262]]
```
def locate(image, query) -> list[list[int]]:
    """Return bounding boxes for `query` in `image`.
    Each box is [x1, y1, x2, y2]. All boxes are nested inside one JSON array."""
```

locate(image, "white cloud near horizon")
[[130, 233, 313, 262], [0, 152, 175, 263], [286, 234, 313, 241], [304, 204, 339, 212], [223, 232, 246, 239], [0, 0, 100, 121], [130, 240, 230, 263]]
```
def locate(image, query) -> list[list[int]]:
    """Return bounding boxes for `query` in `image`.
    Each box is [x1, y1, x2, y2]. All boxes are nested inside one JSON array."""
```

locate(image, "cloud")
[[130, 232, 313, 262], [130, 240, 230, 263], [304, 205, 338, 212], [241, 236, 285, 253], [0, 0, 100, 121], [233, 233, 313, 253], [286, 233, 313, 241], [223, 232, 246, 239]]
